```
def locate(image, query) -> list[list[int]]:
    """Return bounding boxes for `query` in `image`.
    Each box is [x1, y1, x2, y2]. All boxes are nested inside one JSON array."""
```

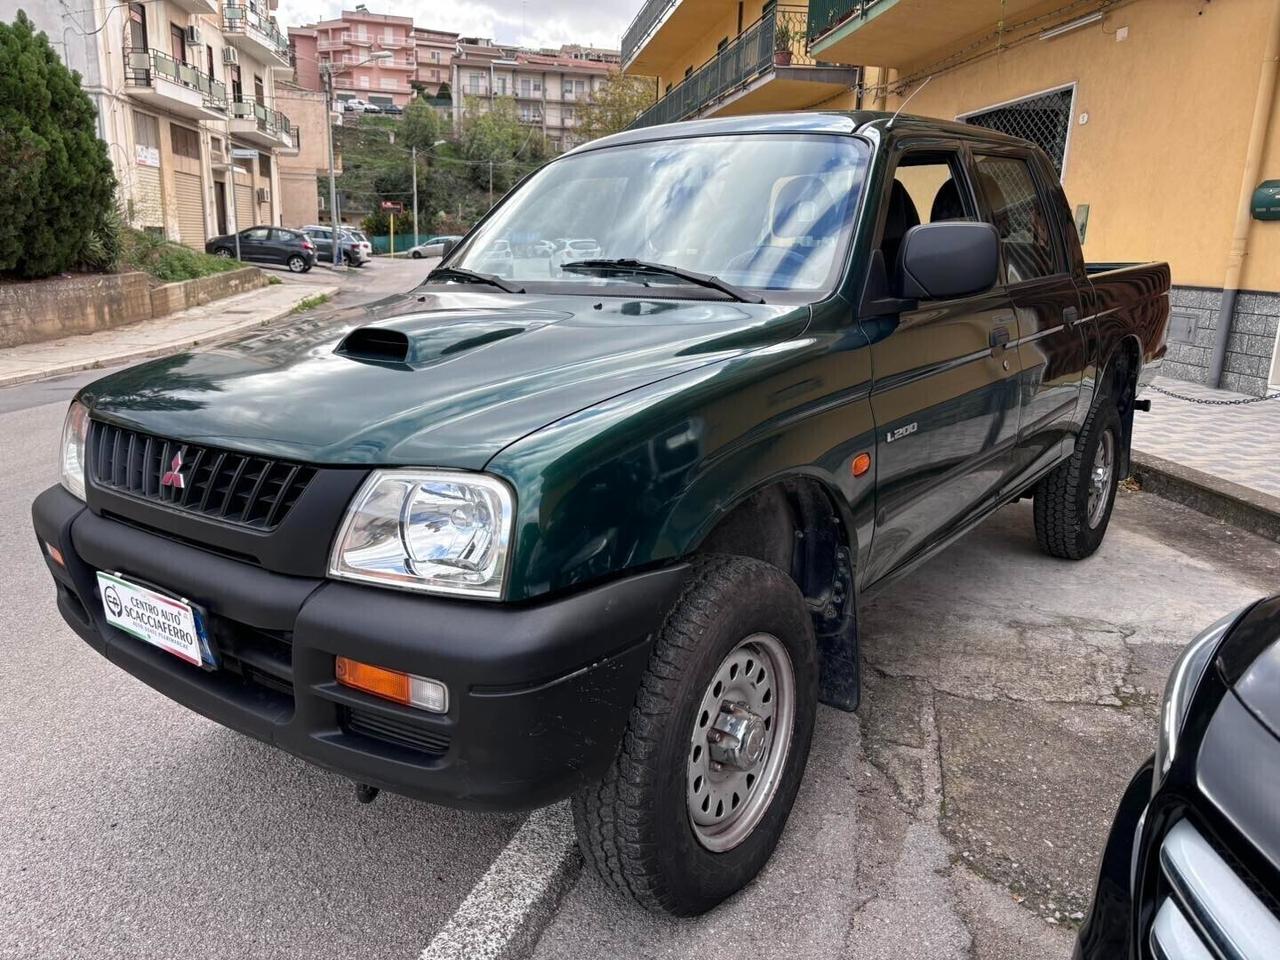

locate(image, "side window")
[[271, 229, 296, 242], [879, 152, 971, 279], [973, 155, 1060, 283], [243, 227, 270, 241]]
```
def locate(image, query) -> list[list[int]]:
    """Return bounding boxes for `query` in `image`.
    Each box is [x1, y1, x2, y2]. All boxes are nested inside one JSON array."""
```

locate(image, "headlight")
[[1154, 607, 1248, 783], [329, 469, 514, 599], [60, 400, 90, 500]]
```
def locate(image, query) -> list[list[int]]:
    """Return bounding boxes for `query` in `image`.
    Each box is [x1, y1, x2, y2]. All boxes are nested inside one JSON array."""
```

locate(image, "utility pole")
[[324, 67, 342, 267], [411, 144, 419, 246], [488, 158, 493, 207]]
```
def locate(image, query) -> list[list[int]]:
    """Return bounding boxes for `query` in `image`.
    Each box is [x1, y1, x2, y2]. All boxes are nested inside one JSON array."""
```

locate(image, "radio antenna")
[[887, 75, 933, 129]]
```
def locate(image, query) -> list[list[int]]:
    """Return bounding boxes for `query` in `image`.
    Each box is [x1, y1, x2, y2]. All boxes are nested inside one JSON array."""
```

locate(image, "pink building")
[[414, 27, 457, 96], [289, 9, 419, 108]]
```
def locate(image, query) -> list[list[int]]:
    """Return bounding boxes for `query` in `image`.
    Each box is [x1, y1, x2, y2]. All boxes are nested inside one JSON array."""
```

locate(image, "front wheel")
[[286, 255, 307, 273], [1033, 398, 1123, 560], [573, 555, 818, 916], [213, 248, 232, 258]]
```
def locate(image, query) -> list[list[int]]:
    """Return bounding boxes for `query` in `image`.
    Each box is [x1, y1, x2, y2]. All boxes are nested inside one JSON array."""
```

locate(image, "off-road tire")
[[1033, 396, 1123, 560], [573, 555, 818, 916]]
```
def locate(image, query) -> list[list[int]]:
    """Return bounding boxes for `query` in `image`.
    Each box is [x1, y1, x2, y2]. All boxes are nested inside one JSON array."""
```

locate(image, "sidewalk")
[[0, 278, 337, 389], [1132, 374, 1280, 540]]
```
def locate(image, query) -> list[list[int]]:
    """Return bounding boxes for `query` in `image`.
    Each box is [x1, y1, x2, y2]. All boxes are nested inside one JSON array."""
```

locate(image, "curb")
[[0, 286, 339, 390], [1131, 450, 1280, 543]]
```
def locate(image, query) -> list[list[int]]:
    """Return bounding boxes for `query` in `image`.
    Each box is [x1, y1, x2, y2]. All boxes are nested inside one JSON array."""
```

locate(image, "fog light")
[[335, 656, 448, 713]]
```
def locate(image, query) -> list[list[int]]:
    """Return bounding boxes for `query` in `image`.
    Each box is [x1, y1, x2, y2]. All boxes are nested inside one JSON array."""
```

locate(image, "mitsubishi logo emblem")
[[161, 451, 185, 489]]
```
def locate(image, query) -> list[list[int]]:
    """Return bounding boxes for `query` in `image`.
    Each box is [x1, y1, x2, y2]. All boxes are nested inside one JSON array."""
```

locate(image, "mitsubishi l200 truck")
[[33, 112, 1170, 916]]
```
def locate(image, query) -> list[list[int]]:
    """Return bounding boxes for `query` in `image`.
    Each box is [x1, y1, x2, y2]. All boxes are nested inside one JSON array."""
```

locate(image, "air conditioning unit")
[[184, 25, 201, 45], [256, 187, 271, 203], [222, 47, 239, 65]]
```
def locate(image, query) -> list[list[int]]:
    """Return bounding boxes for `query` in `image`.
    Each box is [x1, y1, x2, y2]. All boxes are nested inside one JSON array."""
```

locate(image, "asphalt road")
[[4, 268, 1278, 959], [0, 255, 526, 960]]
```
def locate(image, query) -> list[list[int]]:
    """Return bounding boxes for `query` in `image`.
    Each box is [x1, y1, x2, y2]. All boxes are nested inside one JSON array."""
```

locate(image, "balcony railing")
[[124, 47, 227, 111], [232, 97, 293, 141], [621, 0, 676, 65], [807, 0, 888, 41], [222, 4, 290, 60], [316, 37, 347, 51], [630, 6, 812, 129]]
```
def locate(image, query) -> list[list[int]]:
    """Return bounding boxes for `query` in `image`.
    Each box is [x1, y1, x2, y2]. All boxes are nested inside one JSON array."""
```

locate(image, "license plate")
[[97, 572, 212, 667]]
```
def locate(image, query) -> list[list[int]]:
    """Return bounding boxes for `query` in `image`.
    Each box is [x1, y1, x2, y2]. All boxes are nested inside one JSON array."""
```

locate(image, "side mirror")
[[897, 221, 1000, 300], [440, 239, 458, 258]]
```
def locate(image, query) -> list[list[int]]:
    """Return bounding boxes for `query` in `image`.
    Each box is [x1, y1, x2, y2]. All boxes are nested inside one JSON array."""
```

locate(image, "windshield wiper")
[[425, 266, 525, 294], [560, 259, 764, 304]]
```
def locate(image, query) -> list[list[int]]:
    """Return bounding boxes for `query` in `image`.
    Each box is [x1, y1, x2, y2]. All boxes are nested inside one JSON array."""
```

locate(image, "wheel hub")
[[686, 633, 796, 853], [708, 702, 768, 771]]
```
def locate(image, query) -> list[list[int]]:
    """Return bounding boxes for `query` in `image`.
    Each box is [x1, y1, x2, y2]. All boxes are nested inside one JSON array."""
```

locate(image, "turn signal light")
[[852, 453, 872, 478], [335, 656, 448, 713]]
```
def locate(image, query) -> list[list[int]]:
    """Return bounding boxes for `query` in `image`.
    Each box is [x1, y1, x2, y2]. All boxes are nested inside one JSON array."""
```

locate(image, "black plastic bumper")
[[1073, 757, 1154, 960], [32, 484, 688, 811]]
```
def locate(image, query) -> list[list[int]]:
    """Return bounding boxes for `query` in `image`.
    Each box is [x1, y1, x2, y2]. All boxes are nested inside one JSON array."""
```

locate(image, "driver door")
[[862, 147, 1023, 584]]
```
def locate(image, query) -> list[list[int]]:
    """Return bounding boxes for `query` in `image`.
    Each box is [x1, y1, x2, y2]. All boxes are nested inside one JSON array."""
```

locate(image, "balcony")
[[346, 32, 373, 46], [376, 35, 412, 49], [316, 37, 348, 51], [621, 0, 738, 75], [807, 0, 1054, 67], [229, 98, 295, 149], [123, 48, 227, 120], [630, 6, 858, 129], [169, 0, 218, 14], [222, 5, 290, 67]]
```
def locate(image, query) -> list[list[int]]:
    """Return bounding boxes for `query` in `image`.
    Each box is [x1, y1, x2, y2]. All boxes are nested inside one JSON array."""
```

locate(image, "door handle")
[[989, 325, 1011, 350]]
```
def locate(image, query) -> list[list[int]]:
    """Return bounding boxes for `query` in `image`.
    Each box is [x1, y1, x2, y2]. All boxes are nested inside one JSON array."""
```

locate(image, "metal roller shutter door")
[[174, 172, 206, 250], [235, 183, 254, 232]]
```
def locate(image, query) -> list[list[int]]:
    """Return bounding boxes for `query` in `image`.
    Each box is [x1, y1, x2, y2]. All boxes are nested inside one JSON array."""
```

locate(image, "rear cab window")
[[972, 154, 1064, 283]]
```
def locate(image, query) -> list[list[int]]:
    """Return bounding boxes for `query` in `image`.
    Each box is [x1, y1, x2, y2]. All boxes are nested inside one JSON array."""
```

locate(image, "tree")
[[579, 69, 656, 141], [459, 96, 540, 195], [401, 97, 443, 152], [0, 11, 116, 277]]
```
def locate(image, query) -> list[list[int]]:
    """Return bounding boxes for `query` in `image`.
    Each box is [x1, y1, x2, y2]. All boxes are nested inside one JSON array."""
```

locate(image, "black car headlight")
[[1154, 606, 1250, 785]]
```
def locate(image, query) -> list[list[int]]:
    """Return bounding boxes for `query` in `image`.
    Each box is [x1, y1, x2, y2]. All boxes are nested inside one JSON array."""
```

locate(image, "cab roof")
[[571, 110, 1032, 153]]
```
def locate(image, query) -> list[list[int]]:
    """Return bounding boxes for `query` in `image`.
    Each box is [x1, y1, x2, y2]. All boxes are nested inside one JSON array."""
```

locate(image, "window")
[[254, 73, 264, 104], [270, 229, 295, 241], [878, 152, 972, 282], [128, 3, 147, 50], [519, 78, 531, 97], [496, 76, 508, 95], [964, 88, 1074, 177], [169, 23, 185, 63], [574, 79, 585, 93], [170, 123, 200, 159], [210, 135, 223, 160], [243, 227, 270, 240], [973, 154, 1060, 283], [206, 44, 215, 78], [258, 153, 271, 178], [229, 65, 242, 101]]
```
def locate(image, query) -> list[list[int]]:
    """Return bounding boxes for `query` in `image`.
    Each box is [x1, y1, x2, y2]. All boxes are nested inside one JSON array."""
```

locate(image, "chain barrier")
[[1145, 383, 1280, 406]]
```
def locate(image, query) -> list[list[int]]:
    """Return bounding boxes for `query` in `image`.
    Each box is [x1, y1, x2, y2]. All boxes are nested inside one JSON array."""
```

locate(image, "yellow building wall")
[[878, 0, 1280, 293], [650, 0, 774, 94]]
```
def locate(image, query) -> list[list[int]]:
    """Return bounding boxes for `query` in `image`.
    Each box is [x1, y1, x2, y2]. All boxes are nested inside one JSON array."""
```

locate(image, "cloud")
[[276, 0, 635, 51]]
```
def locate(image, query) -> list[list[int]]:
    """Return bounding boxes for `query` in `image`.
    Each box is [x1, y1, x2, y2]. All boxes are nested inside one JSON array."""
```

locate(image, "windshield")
[[448, 134, 870, 294]]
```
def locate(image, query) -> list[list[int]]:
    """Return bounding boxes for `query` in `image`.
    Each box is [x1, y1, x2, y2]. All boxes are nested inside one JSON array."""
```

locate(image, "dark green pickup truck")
[[34, 112, 1169, 916]]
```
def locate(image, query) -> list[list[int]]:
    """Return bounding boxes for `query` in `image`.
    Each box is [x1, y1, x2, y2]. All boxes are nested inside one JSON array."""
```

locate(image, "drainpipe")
[[1207, 0, 1280, 388]]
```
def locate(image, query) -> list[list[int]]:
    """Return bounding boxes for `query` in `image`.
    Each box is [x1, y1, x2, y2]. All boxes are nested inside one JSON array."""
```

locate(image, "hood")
[[82, 289, 807, 469]]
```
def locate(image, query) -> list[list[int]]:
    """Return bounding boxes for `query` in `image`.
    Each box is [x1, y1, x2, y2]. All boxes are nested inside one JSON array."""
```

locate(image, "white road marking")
[[420, 802, 580, 960]]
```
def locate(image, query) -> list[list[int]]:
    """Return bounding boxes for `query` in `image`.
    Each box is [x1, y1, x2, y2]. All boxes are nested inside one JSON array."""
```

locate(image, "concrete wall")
[[0, 267, 265, 349]]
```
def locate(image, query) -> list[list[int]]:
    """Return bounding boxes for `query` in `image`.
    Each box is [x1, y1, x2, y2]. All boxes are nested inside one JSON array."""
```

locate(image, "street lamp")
[[320, 50, 392, 266]]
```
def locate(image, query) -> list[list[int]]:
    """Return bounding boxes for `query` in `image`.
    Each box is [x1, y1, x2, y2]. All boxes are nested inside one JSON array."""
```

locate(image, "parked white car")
[[407, 235, 463, 259], [342, 98, 370, 113], [552, 237, 603, 272]]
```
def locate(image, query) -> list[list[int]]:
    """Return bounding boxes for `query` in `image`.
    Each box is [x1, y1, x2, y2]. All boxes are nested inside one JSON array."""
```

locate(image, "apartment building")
[[275, 79, 339, 228], [414, 27, 458, 96], [26, 0, 294, 248], [451, 40, 618, 151], [291, 9, 418, 109], [620, 0, 858, 128], [619, 0, 1280, 395]]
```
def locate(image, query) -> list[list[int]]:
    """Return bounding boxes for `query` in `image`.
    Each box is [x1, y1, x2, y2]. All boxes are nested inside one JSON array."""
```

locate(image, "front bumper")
[[33, 484, 686, 811]]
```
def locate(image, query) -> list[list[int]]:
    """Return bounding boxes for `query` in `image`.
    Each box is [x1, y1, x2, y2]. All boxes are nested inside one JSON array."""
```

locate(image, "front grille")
[[89, 421, 315, 530], [1151, 820, 1280, 959], [343, 706, 451, 756]]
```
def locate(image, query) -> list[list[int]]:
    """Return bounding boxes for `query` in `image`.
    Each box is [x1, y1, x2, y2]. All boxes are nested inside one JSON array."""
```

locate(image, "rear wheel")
[[1033, 397, 1123, 560], [573, 555, 818, 916], [287, 254, 307, 273], [411, 250, 422, 259]]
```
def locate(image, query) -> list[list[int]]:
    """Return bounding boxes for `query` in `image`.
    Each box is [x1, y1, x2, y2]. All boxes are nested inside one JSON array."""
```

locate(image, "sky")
[[275, 0, 637, 52]]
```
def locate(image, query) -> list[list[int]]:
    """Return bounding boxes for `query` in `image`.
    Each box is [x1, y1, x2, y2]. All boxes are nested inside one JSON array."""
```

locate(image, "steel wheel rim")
[[1088, 428, 1116, 529], [686, 632, 796, 853]]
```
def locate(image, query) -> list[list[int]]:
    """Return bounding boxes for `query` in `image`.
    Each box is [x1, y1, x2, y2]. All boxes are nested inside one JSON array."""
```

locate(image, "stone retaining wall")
[[0, 267, 265, 349]]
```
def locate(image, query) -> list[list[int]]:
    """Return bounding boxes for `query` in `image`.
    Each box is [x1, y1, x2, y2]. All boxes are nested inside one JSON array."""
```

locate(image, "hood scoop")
[[334, 311, 561, 368]]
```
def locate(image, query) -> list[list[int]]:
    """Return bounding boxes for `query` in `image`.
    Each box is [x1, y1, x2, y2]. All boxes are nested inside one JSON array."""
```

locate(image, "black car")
[[206, 227, 316, 273], [1076, 596, 1280, 959]]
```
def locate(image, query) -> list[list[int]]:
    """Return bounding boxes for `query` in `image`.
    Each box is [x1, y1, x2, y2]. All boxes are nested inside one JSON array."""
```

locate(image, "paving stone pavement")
[[1134, 374, 1280, 498]]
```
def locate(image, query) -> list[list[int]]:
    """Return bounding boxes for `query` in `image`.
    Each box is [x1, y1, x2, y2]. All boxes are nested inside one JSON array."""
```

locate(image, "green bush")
[[0, 12, 117, 278], [119, 229, 242, 283]]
